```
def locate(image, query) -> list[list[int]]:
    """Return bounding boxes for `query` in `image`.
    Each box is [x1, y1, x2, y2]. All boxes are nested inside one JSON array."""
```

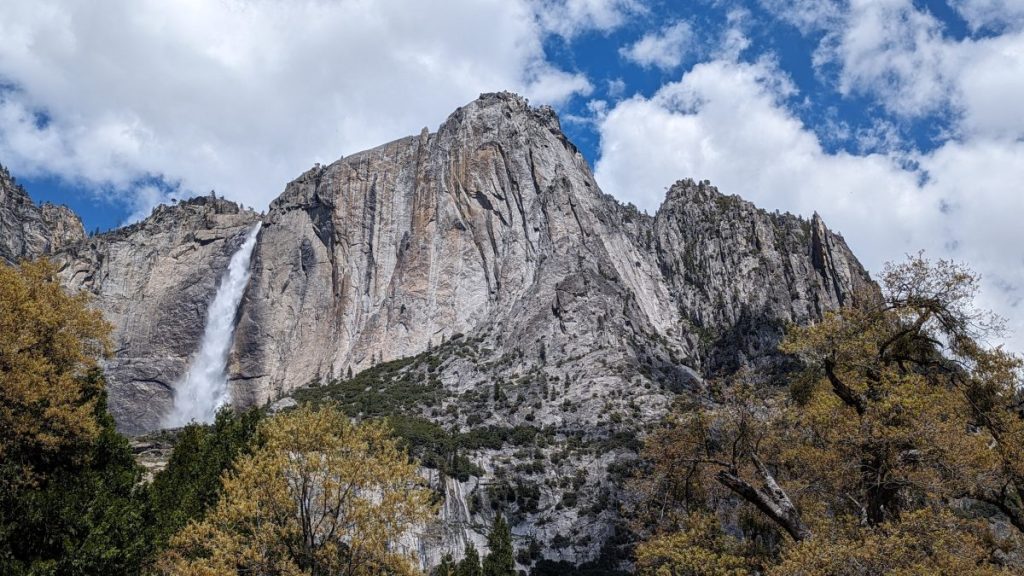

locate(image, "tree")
[[0, 260, 148, 574], [634, 513, 751, 576], [435, 553, 456, 576], [456, 543, 482, 576], [159, 404, 433, 575], [145, 407, 263, 549], [482, 514, 515, 576], [0, 260, 111, 484], [633, 255, 1024, 573]]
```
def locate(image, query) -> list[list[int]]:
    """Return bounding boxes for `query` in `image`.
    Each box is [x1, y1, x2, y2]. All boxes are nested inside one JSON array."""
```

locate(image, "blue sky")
[[1, 0, 1023, 349]]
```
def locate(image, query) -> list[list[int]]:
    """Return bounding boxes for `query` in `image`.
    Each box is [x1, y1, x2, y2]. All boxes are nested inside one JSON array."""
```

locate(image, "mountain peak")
[[0, 162, 85, 262]]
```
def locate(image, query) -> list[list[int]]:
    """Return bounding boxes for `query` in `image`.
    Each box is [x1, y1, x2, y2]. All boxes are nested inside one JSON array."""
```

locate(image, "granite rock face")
[[55, 197, 261, 434], [229, 92, 869, 408], [0, 164, 84, 263], [2, 94, 874, 567], [220, 93, 872, 567]]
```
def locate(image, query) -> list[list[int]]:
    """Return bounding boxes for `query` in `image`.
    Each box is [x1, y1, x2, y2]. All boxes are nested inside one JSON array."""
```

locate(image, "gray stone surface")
[[3, 93, 875, 567], [219, 93, 873, 567], [229, 92, 870, 409], [0, 163, 84, 263], [54, 196, 261, 434]]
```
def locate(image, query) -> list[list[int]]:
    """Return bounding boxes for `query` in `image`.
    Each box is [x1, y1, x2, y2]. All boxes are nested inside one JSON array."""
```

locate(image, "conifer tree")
[[483, 514, 515, 576], [457, 543, 482, 576], [435, 552, 456, 576], [0, 260, 148, 574]]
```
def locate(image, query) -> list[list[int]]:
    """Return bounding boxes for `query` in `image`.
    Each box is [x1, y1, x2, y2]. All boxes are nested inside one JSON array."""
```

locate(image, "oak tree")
[[160, 404, 434, 575], [634, 255, 1024, 574]]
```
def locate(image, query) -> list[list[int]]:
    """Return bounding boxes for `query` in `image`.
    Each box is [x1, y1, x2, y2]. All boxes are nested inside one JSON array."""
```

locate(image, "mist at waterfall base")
[[163, 223, 262, 427]]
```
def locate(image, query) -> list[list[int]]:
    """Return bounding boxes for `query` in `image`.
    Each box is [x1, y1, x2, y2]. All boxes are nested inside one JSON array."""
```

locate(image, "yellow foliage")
[[0, 259, 111, 483], [159, 404, 434, 576], [635, 513, 752, 576], [770, 509, 1010, 576], [633, 255, 1024, 573]]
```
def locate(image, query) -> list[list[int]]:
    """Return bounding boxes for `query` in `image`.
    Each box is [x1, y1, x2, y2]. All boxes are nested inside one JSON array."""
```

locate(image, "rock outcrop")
[[55, 196, 261, 434], [219, 93, 872, 568], [229, 92, 869, 409], [0, 164, 84, 263], [3, 93, 874, 568]]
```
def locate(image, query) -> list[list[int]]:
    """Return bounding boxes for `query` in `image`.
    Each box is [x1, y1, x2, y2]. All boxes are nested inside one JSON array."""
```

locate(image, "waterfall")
[[164, 222, 261, 427]]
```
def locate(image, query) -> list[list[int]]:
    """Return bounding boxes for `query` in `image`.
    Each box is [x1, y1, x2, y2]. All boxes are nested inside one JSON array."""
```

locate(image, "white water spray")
[[164, 223, 261, 427]]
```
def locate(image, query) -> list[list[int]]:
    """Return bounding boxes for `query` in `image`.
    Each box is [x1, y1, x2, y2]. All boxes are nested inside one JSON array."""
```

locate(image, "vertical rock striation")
[[229, 92, 870, 408], [214, 93, 872, 567], [56, 197, 261, 434]]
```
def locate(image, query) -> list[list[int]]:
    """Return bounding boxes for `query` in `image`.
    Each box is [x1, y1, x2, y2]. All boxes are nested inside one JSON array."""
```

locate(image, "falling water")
[[164, 222, 262, 427]]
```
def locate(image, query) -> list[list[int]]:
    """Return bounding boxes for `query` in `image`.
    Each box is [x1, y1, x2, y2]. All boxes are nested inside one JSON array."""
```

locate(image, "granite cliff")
[[228, 93, 869, 410], [0, 93, 873, 569], [225, 93, 872, 567], [55, 197, 261, 433], [0, 164, 84, 263]]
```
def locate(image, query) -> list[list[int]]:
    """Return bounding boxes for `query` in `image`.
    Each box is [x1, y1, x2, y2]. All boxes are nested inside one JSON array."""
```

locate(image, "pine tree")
[[456, 543, 482, 576], [435, 552, 456, 576], [483, 514, 515, 576]]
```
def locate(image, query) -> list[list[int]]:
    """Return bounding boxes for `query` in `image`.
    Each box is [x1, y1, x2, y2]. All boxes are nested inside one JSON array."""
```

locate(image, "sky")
[[0, 0, 1022, 350]]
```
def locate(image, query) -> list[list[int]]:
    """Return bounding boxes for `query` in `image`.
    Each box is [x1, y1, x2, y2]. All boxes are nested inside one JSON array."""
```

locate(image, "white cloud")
[[817, 0, 958, 118], [607, 78, 627, 98], [620, 21, 694, 70], [950, 0, 1024, 32], [0, 0, 595, 219], [532, 0, 645, 39], [758, 0, 843, 33], [805, 0, 1024, 139], [593, 55, 1024, 350]]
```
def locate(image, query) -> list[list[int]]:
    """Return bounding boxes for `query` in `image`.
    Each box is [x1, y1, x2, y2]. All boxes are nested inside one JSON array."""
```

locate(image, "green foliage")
[[531, 560, 628, 576], [483, 514, 516, 576], [292, 353, 443, 417], [435, 553, 456, 576], [0, 379, 150, 575], [0, 261, 149, 575], [457, 543, 483, 576], [388, 415, 484, 481], [144, 407, 262, 549]]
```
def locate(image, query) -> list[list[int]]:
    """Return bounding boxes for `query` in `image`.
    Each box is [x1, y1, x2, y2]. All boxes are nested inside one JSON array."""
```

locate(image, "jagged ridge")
[[1, 93, 874, 569]]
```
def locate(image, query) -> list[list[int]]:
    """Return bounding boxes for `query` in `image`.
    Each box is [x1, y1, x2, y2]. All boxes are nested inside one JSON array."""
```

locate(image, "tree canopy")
[[159, 404, 434, 575], [0, 260, 148, 575], [633, 255, 1024, 574]]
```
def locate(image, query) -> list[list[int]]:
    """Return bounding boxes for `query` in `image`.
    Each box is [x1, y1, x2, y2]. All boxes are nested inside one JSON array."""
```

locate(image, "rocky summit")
[[0, 92, 872, 568], [0, 165, 85, 264]]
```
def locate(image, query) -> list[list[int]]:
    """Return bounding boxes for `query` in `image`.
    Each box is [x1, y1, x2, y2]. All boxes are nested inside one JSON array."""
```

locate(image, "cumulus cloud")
[[0, 0, 594, 218], [620, 21, 694, 70], [593, 52, 1024, 350], [801, 0, 1024, 136], [532, 0, 645, 39], [949, 0, 1024, 32]]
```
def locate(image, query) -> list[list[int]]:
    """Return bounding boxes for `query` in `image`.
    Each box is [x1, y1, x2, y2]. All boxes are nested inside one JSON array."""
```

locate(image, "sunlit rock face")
[[221, 93, 871, 566], [55, 197, 261, 434], [0, 164, 84, 264], [16, 93, 872, 565], [229, 92, 870, 409]]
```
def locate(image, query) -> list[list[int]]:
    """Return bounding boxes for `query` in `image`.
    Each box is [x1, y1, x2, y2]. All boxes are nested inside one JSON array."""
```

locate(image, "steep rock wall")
[[56, 197, 261, 434]]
